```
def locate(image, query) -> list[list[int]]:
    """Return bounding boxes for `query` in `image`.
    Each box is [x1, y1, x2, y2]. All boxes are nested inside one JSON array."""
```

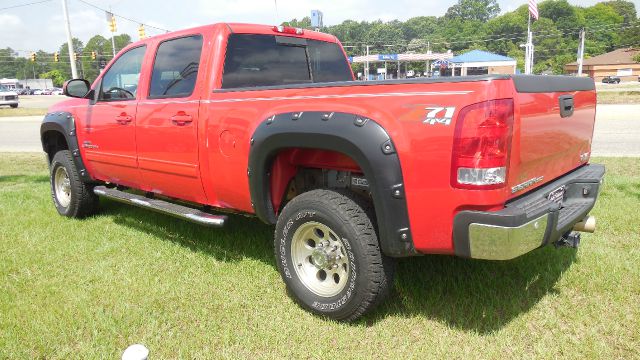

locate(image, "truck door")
[[83, 45, 146, 187], [135, 34, 207, 203]]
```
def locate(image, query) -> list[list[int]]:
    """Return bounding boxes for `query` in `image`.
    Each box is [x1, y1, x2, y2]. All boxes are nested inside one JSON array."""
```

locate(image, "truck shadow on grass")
[[104, 200, 577, 333], [369, 248, 577, 332], [0, 174, 49, 184]]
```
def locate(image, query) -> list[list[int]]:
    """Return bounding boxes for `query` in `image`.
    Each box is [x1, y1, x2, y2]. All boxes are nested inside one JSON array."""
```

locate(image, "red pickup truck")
[[41, 23, 604, 321]]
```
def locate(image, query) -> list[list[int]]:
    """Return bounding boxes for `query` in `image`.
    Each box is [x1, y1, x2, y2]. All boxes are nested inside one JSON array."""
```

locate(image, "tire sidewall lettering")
[[278, 209, 359, 312]]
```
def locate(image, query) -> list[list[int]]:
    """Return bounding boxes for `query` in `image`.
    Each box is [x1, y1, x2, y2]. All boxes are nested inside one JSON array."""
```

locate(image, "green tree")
[[104, 34, 132, 59], [53, 38, 84, 81], [581, 3, 624, 51], [402, 16, 439, 40], [82, 35, 109, 83], [40, 70, 66, 87], [282, 17, 312, 29], [445, 0, 500, 22], [0, 48, 20, 78], [364, 21, 406, 53], [485, 7, 528, 56], [603, 0, 637, 23], [539, 0, 584, 33]]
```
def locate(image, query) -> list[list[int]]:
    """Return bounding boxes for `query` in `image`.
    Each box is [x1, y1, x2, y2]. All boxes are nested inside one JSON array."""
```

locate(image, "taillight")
[[272, 25, 304, 35], [451, 99, 514, 189]]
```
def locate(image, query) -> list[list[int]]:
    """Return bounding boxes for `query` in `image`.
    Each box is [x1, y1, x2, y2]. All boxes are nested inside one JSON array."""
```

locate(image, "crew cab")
[[41, 23, 604, 321]]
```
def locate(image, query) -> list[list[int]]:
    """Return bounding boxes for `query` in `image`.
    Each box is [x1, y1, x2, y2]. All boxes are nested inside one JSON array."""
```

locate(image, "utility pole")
[[524, 13, 534, 74], [110, 7, 117, 58], [61, 0, 78, 78], [365, 45, 370, 81], [577, 28, 586, 76]]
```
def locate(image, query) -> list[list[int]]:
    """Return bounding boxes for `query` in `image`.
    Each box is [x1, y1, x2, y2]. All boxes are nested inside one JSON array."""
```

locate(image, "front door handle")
[[171, 112, 193, 126], [115, 113, 133, 125]]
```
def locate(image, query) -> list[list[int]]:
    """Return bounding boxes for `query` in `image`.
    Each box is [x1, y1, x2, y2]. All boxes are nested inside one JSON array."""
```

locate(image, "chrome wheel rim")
[[291, 221, 350, 297], [54, 167, 71, 208]]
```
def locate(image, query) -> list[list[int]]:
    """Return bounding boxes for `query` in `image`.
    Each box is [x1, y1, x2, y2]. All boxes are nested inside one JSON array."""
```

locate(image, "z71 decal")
[[423, 107, 456, 125]]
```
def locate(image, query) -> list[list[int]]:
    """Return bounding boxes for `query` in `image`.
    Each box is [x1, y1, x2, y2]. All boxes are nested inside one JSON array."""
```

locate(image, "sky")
[[1, 0, 638, 55]]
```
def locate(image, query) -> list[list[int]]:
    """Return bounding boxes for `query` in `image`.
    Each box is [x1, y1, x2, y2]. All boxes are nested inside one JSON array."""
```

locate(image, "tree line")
[[1, 0, 638, 86], [0, 34, 131, 87]]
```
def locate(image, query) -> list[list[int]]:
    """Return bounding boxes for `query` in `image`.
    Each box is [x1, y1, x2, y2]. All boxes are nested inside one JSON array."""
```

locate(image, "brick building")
[[565, 48, 640, 82]]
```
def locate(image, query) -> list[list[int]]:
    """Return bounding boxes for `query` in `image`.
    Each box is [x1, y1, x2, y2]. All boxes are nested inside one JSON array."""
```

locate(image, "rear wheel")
[[10, 104, 17, 108], [274, 189, 395, 321], [50, 150, 99, 218]]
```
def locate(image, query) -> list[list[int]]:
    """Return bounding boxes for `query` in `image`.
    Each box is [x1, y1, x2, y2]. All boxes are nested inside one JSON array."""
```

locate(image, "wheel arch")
[[248, 111, 417, 257], [40, 111, 93, 182]]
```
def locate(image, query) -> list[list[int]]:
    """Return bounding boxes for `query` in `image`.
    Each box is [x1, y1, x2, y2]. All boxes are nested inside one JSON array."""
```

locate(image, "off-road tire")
[[50, 150, 99, 218], [274, 189, 395, 321]]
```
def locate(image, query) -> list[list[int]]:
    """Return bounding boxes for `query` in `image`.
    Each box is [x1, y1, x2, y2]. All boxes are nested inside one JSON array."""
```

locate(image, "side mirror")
[[63, 79, 91, 98]]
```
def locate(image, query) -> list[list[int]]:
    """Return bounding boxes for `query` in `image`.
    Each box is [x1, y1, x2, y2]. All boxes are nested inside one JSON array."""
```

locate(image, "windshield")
[[0, 85, 8, 91]]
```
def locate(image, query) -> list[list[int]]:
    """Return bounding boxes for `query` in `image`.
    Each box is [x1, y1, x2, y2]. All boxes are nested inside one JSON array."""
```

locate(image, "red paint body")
[[49, 23, 597, 255]]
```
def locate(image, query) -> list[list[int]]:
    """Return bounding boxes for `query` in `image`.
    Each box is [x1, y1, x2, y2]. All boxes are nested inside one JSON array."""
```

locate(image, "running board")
[[93, 186, 226, 227]]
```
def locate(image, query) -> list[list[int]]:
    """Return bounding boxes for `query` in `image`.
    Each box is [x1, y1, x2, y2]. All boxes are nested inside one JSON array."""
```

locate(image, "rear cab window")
[[149, 35, 203, 98], [221, 34, 352, 89]]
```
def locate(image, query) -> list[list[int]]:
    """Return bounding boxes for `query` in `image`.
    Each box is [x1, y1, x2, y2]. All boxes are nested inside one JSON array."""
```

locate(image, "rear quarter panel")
[[202, 79, 517, 254]]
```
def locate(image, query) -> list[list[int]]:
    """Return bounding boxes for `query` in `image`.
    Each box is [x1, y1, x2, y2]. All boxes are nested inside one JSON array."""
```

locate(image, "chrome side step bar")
[[93, 186, 226, 227]]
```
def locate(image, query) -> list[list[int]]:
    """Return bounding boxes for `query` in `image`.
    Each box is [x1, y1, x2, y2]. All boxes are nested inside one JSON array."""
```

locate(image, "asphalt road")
[[0, 104, 638, 156]]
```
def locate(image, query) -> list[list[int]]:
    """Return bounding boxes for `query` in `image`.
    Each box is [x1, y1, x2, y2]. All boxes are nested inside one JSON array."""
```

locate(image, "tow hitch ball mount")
[[555, 231, 581, 249]]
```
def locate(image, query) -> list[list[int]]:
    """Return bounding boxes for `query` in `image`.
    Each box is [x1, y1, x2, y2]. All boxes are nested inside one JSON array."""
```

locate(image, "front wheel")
[[50, 150, 99, 218], [10, 104, 18, 108], [274, 189, 395, 321]]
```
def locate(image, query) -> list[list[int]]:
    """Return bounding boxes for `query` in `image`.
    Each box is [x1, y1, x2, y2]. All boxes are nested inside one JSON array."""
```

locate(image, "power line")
[[74, 0, 171, 33], [0, 0, 52, 11]]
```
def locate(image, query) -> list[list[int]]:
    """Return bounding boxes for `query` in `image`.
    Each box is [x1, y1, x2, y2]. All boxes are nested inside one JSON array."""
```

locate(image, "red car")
[[41, 23, 604, 321]]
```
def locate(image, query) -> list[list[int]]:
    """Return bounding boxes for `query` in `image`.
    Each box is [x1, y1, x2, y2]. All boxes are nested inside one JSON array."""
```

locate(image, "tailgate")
[[508, 76, 597, 197]]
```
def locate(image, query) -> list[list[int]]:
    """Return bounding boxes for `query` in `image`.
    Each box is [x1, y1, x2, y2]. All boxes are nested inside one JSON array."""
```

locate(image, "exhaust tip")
[[573, 215, 596, 233]]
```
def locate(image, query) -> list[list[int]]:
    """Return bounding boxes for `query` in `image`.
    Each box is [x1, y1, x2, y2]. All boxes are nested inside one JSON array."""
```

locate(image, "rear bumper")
[[453, 164, 605, 260]]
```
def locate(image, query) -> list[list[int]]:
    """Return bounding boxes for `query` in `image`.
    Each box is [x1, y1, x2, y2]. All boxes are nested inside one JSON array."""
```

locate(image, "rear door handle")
[[115, 113, 133, 125], [171, 112, 193, 126]]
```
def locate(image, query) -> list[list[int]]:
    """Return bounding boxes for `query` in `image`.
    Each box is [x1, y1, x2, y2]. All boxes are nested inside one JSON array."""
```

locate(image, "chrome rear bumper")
[[453, 164, 605, 260]]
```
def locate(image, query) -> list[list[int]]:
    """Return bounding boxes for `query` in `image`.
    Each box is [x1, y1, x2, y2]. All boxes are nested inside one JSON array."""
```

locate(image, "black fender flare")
[[248, 111, 417, 257], [40, 111, 93, 183]]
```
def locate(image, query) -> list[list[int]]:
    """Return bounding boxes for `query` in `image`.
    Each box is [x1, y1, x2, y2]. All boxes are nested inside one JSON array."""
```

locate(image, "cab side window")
[[99, 46, 146, 101], [148, 35, 203, 98]]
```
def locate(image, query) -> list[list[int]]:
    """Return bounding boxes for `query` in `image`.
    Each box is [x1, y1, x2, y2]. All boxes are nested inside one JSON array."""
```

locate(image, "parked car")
[[33, 89, 44, 95], [51, 88, 63, 95], [602, 76, 621, 84], [41, 23, 605, 321], [0, 85, 19, 108]]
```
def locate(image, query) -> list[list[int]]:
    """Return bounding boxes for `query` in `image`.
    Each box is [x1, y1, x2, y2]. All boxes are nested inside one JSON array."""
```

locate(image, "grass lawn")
[[597, 91, 640, 104], [1, 153, 638, 358], [0, 107, 47, 117]]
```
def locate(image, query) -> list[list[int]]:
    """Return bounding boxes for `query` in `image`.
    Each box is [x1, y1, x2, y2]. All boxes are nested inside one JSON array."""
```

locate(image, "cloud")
[[0, 14, 32, 54]]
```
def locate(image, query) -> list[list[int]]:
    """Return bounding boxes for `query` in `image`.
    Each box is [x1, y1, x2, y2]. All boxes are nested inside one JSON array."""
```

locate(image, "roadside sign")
[[378, 54, 398, 61]]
